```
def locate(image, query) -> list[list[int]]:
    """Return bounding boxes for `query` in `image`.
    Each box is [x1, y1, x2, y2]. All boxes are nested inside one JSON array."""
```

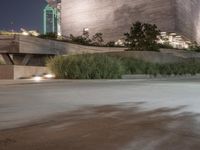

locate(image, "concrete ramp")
[[0, 35, 18, 53], [0, 35, 124, 55], [0, 35, 124, 79], [0, 35, 124, 66]]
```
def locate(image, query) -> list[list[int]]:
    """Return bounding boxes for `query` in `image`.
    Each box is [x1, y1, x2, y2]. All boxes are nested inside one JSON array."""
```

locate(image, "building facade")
[[46, 0, 200, 43], [43, 2, 61, 35], [175, 0, 200, 43]]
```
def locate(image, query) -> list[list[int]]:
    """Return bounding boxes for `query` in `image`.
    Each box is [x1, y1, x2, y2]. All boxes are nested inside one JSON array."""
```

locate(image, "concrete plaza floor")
[[0, 79, 200, 150]]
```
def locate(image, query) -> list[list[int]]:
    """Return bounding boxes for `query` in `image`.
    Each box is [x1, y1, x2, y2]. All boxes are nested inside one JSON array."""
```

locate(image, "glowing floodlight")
[[22, 31, 29, 36], [21, 28, 29, 36], [32, 76, 43, 82], [44, 74, 55, 79], [83, 28, 89, 32]]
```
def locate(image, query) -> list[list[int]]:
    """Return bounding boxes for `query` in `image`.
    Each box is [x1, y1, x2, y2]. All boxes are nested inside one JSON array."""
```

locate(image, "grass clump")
[[46, 54, 124, 79], [120, 57, 200, 76], [47, 53, 200, 79]]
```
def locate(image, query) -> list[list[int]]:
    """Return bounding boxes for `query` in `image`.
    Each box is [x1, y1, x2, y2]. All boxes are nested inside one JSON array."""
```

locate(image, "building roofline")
[[46, 0, 61, 7]]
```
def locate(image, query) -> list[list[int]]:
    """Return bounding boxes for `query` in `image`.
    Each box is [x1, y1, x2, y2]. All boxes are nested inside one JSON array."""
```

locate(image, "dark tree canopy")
[[92, 33, 104, 46], [124, 21, 160, 51]]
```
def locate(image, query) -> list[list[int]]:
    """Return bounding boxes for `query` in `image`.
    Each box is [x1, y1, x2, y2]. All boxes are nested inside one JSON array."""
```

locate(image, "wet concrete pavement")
[[0, 79, 200, 150]]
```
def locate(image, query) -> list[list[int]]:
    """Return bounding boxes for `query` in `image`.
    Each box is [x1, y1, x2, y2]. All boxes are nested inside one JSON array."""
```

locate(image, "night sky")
[[0, 0, 46, 33]]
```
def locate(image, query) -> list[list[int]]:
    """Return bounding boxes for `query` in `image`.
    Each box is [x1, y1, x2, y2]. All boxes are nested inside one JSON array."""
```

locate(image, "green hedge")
[[121, 57, 200, 76], [46, 54, 124, 79], [47, 54, 200, 79]]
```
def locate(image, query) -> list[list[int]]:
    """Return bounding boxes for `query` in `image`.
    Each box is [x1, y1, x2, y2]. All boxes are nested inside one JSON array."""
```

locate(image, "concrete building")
[[46, 0, 200, 43]]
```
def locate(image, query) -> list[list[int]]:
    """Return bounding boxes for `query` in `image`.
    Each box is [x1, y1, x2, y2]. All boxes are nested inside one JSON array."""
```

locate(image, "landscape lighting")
[[44, 74, 55, 79], [32, 76, 43, 82]]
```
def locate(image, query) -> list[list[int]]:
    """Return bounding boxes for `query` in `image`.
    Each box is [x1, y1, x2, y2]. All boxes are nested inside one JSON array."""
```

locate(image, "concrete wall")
[[19, 36, 54, 54], [0, 65, 14, 79], [14, 66, 49, 79], [18, 36, 125, 55], [60, 0, 200, 43], [0, 65, 49, 80], [175, 0, 200, 43], [0, 35, 19, 53], [0, 35, 124, 55], [61, 0, 175, 42], [18, 36, 114, 55]]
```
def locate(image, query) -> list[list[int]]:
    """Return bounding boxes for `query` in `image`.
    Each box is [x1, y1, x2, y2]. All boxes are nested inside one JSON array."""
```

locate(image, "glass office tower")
[[43, 4, 61, 35]]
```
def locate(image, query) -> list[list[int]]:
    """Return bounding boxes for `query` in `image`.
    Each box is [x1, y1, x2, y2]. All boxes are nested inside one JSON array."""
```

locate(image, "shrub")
[[69, 32, 104, 46], [46, 54, 124, 79], [69, 34, 91, 46], [121, 58, 200, 76], [189, 42, 200, 52], [91, 33, 104, 46], [158, 43, 174, 49], [39, 32, 57, 40], [105, 41, 116, 47], [120, 58, 160, 76], [124, 21, 160, 51], [110, 54, 200, 76], [47, 53, 200, 79]]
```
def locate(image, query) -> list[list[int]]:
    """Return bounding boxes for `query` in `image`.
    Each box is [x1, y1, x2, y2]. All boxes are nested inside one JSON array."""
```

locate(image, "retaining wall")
[[0, 65, 49, 80]]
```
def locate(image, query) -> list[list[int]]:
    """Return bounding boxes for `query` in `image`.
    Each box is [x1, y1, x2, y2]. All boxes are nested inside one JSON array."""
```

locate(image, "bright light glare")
[[32, 76, 43, 82], [83, 28, 89, 32], [22, 32, 29, 36], [44, 74, 55, 79]]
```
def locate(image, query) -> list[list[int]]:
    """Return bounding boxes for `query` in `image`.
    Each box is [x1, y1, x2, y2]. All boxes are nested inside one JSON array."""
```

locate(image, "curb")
[[122, 74, 200, 80]]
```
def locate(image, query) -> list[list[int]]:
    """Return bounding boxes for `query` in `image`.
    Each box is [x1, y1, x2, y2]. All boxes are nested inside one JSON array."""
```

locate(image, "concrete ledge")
[[0, 65, 50, 80], [0, 35, 124, 55]]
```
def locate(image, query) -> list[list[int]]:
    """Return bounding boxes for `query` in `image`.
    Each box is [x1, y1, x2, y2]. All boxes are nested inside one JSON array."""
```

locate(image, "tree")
[[39, 32, 57, 39], [124, 21, 160, 51], [106, 41, 115, 47], [69, 32, 91, 45], [92, 33, 104, 46], [189, 42, 200, 52]]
